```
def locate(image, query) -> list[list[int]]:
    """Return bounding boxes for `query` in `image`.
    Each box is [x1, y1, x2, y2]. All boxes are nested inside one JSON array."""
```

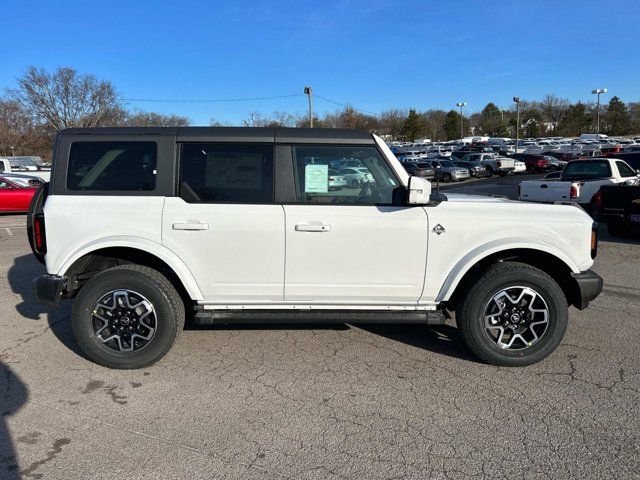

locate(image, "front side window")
[[616, 161, 637, 178], [180, 143, 274, 203], [67, 142, 157, 191], [293, 146, 399, 205]]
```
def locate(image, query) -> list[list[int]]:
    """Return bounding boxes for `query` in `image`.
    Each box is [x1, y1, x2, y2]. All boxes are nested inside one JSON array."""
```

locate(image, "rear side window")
[[562, 160, 612, 180], [67, 142, 157, 191], [180, 143, 274, 203]]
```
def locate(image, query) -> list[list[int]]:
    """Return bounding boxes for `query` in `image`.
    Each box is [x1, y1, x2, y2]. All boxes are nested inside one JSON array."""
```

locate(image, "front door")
[[283, 145, 428, 305], [162, 143, 284, 303]]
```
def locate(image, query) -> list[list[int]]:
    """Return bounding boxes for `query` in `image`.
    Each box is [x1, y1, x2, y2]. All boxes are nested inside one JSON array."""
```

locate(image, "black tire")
[[443, 173, 452, 183], [71, 265, 185, 369], [456, 262, 568, 367], [27, 182, 49, 265], [607, 222, 631, 238]]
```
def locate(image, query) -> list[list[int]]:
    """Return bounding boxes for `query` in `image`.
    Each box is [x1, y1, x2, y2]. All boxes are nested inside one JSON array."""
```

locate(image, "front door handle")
[[172, 222, 209, 231], [295, 224, 331, 232]]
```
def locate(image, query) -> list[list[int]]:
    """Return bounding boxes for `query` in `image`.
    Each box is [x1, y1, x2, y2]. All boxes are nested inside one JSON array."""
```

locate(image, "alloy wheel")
[[91, 290, 157, 352], [483, 286, 549, 350]]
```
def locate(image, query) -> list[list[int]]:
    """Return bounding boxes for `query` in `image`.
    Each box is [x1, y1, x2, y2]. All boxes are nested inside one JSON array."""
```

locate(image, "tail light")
[[328, 177, 335, 181], [591, 223, 599, 258], [594, 190, 603, 210], [496, 160, 502, 167], [569, 184, 578, 200], [33, 212, 47, 255]]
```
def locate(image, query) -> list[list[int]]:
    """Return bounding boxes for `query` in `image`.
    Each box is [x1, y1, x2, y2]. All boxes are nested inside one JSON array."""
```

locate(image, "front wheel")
[[456, 262, 568, 366], [443, 173, 452, 183], [71, 265, 185, 369]]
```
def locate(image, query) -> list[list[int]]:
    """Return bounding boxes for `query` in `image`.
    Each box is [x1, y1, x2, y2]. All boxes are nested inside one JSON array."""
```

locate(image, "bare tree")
[[123, 109, 190, 127], [378, 109, 408, 138], [8, 66, 121, 130]]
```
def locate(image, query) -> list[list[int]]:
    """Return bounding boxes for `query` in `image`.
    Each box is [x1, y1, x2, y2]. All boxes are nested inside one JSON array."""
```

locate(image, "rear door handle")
[[295, 224, 331, 232], [172, 222, 209, 231]]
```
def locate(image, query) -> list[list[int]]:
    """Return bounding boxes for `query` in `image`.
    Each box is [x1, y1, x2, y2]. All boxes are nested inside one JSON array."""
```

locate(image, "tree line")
[[241, 95, 640, 142], [2, 66, 639, 160]]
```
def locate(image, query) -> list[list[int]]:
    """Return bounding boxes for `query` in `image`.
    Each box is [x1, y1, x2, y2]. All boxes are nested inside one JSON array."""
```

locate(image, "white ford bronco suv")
[[30, 127, 603, 369]]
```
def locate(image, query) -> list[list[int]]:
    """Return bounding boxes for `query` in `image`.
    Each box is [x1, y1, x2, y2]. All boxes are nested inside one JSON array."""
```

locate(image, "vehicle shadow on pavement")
[[0, 362, 28, 480], [357, 323, 481, 363], [7, 254, 82, 358]]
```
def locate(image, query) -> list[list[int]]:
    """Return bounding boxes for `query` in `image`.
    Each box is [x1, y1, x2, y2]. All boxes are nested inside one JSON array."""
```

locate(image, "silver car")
[[429, 159, 470, 182]]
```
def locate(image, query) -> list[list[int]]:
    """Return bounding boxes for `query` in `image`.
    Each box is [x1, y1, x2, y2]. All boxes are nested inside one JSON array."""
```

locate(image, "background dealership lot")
[[0, 176, 638, 479]]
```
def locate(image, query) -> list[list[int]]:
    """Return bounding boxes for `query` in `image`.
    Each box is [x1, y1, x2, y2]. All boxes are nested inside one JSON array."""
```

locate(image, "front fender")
[[56, 235, 204, 301], [435, 237, 581, 303]]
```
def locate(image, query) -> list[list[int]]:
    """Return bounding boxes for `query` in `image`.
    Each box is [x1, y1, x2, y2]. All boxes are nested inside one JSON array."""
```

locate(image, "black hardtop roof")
[[57, 127, 375, 145]]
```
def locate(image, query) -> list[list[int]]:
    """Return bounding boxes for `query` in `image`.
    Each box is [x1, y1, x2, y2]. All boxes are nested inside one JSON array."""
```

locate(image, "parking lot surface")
[[0, 177, 638, 479]]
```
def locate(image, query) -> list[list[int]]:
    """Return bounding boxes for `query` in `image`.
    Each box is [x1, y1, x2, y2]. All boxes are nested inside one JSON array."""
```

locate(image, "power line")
[[121, 93, 305, 103], [314, 94, 376, 115]]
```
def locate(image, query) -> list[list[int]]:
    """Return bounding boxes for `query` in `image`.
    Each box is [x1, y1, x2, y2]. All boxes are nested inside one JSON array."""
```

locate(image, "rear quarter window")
[[67, 142, 157, 191]]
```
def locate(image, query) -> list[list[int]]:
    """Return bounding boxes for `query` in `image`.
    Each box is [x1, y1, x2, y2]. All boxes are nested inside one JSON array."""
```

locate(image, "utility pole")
[[10, 146, 15, 158], [456, 102, 467, 142], [513, 97, 521, 153], [591, 88, 607, 136], [304, 86, 313, 128]]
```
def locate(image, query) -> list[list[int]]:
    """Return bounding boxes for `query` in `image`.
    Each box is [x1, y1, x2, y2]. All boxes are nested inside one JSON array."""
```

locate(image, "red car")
[[0, 177, 38, 213]]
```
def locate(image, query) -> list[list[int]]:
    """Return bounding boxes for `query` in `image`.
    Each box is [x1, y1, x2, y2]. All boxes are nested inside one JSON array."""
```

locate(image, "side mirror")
[[407, 176, 431, 205]]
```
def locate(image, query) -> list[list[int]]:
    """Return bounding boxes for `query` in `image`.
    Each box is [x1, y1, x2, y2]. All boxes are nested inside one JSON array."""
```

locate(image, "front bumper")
[[452, 172, 470, 181], [571, 270, 603, 310], [33, 274, 67, 307]]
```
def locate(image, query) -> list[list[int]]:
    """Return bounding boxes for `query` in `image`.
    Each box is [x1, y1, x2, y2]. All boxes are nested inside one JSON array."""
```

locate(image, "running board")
[[193, 309, 446, 326]]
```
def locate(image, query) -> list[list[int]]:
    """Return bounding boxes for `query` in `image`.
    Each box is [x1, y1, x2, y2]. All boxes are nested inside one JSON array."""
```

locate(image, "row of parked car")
[[396, 145, 569, 183]]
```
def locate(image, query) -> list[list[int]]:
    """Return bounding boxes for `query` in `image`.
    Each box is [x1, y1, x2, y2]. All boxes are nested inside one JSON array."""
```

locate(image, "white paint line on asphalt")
[[5, 228, 12, 236]]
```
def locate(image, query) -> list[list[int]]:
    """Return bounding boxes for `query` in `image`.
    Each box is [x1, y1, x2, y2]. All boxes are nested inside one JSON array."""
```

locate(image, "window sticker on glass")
[[305, 164, 329, 193]]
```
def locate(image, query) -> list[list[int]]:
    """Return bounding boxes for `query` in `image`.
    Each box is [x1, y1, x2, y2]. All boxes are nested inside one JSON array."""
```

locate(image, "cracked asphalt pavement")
[[0, 176, 638, 479]]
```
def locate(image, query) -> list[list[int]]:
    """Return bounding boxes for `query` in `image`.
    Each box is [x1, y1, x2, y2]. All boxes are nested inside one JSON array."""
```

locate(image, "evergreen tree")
[[443, 110, 461, 140], [557, 102, 591, 136], [605, 96, 631, 135], [401, 109, 424, 141], [478, 102, 508, 136]]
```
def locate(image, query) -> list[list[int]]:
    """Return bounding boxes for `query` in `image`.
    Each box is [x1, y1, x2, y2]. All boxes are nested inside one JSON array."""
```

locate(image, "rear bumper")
[[33, 274, 67, 307], [571, 270, 603, 310]]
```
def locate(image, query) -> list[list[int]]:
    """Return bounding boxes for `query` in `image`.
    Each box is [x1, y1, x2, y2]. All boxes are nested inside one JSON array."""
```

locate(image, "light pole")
[[513, 97, 521, 153], [456, 102, 467, 142], [10, 146, 15, 158], [591, 88, 607, 136], [304, 86, 313, 128]]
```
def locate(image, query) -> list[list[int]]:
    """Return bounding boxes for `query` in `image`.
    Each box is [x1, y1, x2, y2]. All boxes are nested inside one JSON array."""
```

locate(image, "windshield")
[[561, 160, 611, 180]]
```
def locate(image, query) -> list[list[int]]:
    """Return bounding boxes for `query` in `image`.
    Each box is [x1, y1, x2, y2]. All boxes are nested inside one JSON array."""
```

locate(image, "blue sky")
[[2, 0, 639, 125]]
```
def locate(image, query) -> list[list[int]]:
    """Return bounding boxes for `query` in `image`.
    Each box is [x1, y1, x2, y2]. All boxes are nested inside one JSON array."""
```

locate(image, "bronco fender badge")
[[433, 224, 446, 235]]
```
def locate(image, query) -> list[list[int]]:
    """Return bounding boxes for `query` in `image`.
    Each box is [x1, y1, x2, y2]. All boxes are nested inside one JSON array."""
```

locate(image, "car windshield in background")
[[562, 160, 612, 180], [439, 161, 455, 168]]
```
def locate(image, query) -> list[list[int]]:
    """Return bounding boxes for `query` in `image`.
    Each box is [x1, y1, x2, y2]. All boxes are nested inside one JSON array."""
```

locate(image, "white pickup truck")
[[0, 157, 51, 182], [519, 158, 639, 210]]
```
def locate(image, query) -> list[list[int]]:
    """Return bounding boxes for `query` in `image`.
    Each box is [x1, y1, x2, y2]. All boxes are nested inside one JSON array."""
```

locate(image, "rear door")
[[162, 141, 285, 303], [282, 145, 428, 305]]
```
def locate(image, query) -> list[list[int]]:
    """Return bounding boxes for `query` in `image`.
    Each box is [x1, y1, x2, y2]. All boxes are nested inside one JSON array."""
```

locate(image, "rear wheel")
[[71, 265, 184, 369], [607, 222, 631, 238], [443, 173, 452, 183], [456, 262, 568, 367]]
